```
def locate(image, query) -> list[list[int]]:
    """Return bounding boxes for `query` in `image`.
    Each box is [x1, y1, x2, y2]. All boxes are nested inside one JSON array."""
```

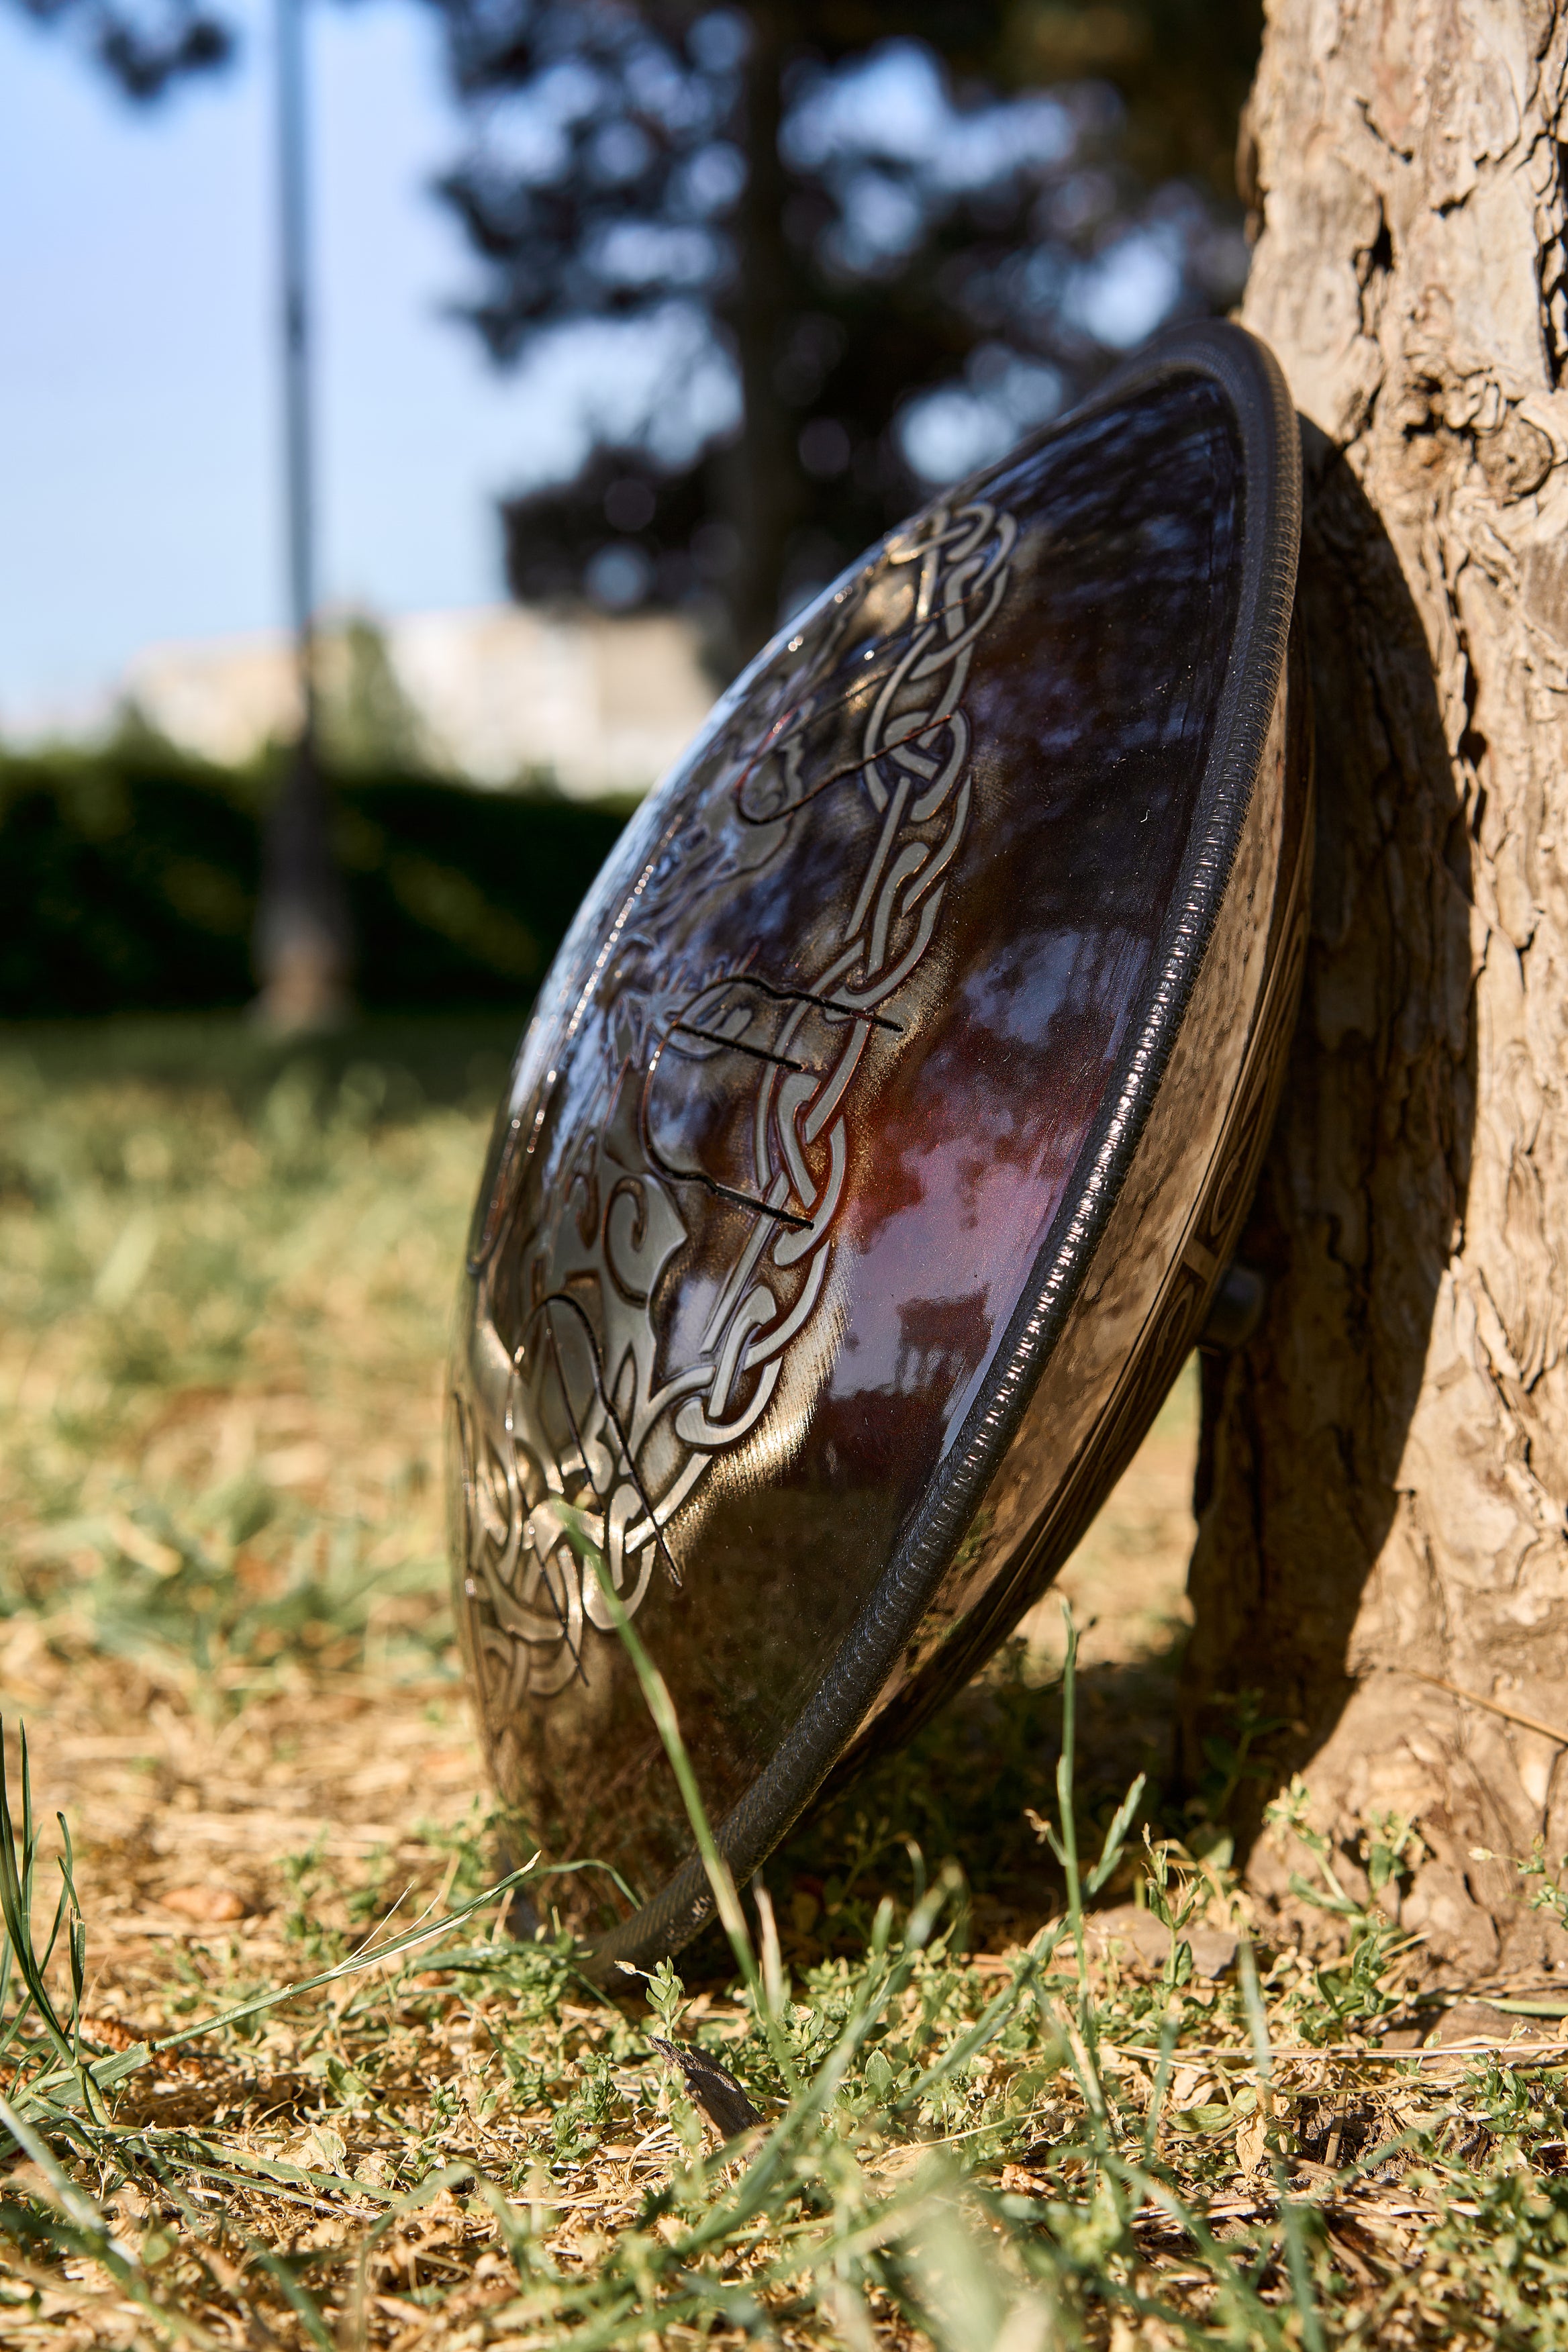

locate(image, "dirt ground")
[[2, 1358, 1197, 2007]]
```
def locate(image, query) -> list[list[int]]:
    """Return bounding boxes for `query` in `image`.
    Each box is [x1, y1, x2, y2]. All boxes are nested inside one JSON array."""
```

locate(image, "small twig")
[[1402, 1668, 1568, 1749], [1110, 2038, 1568, 2065]]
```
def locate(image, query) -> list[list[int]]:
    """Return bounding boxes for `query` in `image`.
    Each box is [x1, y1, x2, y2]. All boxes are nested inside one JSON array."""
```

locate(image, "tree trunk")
[[1182, 0, 1568, 1975]]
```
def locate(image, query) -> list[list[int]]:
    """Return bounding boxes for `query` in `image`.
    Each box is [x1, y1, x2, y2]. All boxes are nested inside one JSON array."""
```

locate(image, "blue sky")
[[0, 0, 634, 726], [0, 9, 1197, 731]]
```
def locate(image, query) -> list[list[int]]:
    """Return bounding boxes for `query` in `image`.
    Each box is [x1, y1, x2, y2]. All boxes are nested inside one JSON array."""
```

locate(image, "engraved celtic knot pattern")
[[453, 496, 1016, 1706]]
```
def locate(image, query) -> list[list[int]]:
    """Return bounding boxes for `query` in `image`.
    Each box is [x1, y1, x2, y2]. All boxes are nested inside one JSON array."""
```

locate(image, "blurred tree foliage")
[[1006, 3, 1262, 190], [9, 0, 1262, 660], [428, 0, 1262, 659], [4, 0, 231, 95]]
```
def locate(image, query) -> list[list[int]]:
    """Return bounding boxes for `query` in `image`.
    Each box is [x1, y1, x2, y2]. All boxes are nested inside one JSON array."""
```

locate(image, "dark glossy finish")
[[449, 321, 1308, 1966]]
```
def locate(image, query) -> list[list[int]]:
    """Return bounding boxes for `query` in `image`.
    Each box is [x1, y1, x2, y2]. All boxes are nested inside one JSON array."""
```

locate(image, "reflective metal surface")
[[449, 320, 1309, 1966]]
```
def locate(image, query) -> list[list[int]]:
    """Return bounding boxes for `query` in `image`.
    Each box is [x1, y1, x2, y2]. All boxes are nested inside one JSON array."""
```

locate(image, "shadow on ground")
[[675, 1625, 1193, 1988]]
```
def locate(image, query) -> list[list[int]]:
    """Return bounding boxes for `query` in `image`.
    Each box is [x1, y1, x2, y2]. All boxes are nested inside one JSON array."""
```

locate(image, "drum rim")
[[567, 316, 1303, 1972]]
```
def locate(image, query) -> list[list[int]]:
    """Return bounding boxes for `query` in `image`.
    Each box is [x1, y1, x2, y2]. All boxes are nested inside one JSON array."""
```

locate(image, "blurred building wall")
[[121, 605, 716, 798]]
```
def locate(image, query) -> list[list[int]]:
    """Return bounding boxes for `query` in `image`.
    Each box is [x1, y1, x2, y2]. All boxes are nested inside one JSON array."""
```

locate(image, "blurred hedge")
[[0, 747, 632, 1015]]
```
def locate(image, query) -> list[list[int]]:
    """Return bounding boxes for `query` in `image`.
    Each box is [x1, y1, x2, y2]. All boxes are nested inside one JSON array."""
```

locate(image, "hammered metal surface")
[[450, 368, 1255, 1888]]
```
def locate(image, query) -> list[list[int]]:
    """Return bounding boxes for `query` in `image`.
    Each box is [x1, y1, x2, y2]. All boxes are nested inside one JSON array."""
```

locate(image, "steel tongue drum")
[[448, 319, 1310, 1971]]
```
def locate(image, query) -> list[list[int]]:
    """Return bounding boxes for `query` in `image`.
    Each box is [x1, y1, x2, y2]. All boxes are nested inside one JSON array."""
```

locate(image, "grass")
[[4, 1018, 1568, 2346]]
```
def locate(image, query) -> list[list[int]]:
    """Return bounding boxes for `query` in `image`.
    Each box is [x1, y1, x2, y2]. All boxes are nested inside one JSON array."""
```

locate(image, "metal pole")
[[277, 0, 316, 748], [255, 0, 352, 1027]]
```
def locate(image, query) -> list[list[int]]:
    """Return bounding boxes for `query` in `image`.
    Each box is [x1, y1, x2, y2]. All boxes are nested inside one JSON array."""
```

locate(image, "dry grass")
[[3, 1016, 1568, 2349]]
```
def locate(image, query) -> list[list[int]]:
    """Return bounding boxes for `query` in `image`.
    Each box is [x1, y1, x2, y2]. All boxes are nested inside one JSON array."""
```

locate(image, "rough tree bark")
[[1182, 0, 1568, 1975]]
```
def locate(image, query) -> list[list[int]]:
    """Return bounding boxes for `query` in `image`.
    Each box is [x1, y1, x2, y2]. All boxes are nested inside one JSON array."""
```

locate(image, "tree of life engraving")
[[453, 494, 1017, 1708]]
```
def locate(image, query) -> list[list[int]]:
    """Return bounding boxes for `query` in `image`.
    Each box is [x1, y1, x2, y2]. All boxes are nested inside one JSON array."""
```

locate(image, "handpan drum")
[[449, 318, 1310, 1970]]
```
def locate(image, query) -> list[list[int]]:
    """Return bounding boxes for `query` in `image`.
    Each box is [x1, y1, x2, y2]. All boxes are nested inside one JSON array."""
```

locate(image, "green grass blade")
[[1240, 1935, 1326, 2352], [0, 1722, 78, 2079], [550, 1502, 802, 2096]]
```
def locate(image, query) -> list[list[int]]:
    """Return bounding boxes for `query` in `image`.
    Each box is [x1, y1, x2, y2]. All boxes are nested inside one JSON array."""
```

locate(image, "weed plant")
[[3, 1024, 1568, 2347]]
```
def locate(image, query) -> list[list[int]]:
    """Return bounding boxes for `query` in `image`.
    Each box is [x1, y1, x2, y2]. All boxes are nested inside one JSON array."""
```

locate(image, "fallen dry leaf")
[[160, 1885, 248, 1923]]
